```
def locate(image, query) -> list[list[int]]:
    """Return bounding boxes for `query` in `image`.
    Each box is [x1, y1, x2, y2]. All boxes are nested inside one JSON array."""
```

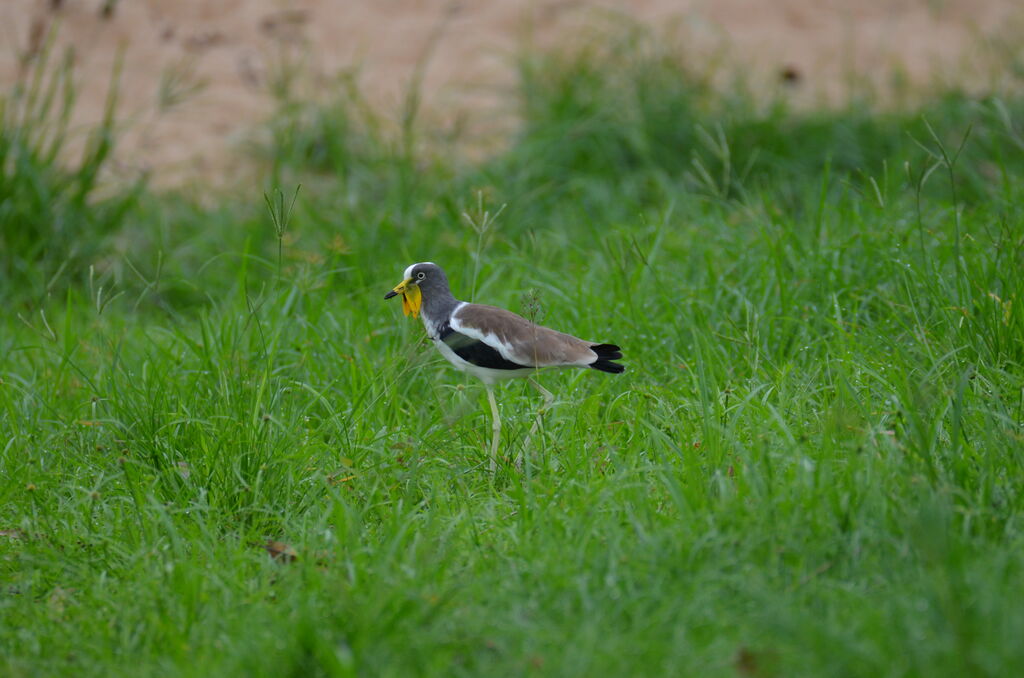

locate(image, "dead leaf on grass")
[[264, 540, 298, 563], [327, 472, 356, 486], [734, 646, 779, 678]]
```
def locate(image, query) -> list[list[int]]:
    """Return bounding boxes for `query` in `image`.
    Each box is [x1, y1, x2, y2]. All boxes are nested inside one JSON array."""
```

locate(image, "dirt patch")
[[2, 0, 1021, 188]]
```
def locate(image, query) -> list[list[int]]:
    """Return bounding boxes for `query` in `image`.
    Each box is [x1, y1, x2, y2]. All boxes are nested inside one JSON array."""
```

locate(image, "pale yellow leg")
[[518, 377, 555, 471], [486, 385, 501, 474], [529, 378, 555, 433]]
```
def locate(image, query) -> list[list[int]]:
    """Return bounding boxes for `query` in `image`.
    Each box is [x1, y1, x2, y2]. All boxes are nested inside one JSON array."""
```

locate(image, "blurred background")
[[3, 0, 1022, 189]]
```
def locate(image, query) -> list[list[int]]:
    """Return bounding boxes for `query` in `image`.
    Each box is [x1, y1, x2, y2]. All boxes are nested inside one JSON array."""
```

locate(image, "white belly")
[[431, 336, 535, 385]]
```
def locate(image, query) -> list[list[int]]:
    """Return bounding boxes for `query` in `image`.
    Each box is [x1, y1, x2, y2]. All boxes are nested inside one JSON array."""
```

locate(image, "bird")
[[385, 262, 623, 472]]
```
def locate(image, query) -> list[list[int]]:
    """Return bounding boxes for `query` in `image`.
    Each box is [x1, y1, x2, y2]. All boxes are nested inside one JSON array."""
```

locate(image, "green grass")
[[2, 25, 1024, 677]]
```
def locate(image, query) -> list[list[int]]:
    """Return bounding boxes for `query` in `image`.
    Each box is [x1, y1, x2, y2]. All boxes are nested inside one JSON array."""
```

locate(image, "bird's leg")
[[486, 385, 501, 475], [518, 377, 555, 471], [530, 378, 555, 422]]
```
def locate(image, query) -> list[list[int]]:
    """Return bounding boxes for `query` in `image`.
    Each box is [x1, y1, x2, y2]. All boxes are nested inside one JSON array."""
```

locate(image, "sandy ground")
[[1, 0, 1021, 188]]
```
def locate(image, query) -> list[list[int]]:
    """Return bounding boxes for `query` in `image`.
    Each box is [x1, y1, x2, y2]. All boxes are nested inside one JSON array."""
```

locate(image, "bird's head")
[[384, 262, 447, 318]]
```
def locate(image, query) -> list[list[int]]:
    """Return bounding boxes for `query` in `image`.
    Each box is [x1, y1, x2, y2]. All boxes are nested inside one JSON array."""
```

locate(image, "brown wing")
[[451, 304, 598, 368]]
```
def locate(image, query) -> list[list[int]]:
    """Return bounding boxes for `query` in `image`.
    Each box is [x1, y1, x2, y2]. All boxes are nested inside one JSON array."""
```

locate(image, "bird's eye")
[[416, 272, 426, 280]]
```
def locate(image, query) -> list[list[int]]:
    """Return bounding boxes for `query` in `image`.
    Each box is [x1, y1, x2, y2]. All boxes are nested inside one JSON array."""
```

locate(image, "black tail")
[[589, 343, 624, 374]]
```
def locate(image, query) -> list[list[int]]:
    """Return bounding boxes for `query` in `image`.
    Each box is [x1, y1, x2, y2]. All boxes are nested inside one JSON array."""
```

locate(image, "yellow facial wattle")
[[389, 277, 422, 318], [401, 284, 422, 318]]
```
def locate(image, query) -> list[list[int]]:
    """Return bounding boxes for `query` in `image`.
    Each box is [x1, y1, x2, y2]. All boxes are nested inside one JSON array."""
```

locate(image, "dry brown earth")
[[1, 0, 1021, 188]]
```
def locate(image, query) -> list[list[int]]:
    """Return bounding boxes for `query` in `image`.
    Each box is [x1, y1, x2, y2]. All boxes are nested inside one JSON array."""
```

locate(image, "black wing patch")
[[439, 323, 527, 371]]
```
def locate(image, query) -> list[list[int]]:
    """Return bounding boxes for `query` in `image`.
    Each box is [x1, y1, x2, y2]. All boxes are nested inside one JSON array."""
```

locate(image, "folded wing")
[[450, 303, 598, 369], [439, 321, 528, 370]]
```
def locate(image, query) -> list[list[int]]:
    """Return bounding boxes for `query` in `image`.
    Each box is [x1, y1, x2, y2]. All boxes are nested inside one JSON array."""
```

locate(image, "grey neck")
[[420, 287, 461, 334]]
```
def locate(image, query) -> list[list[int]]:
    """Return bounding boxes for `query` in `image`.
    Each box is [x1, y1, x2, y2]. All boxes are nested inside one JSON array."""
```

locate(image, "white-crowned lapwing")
[[385, 262, 624, 472]]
